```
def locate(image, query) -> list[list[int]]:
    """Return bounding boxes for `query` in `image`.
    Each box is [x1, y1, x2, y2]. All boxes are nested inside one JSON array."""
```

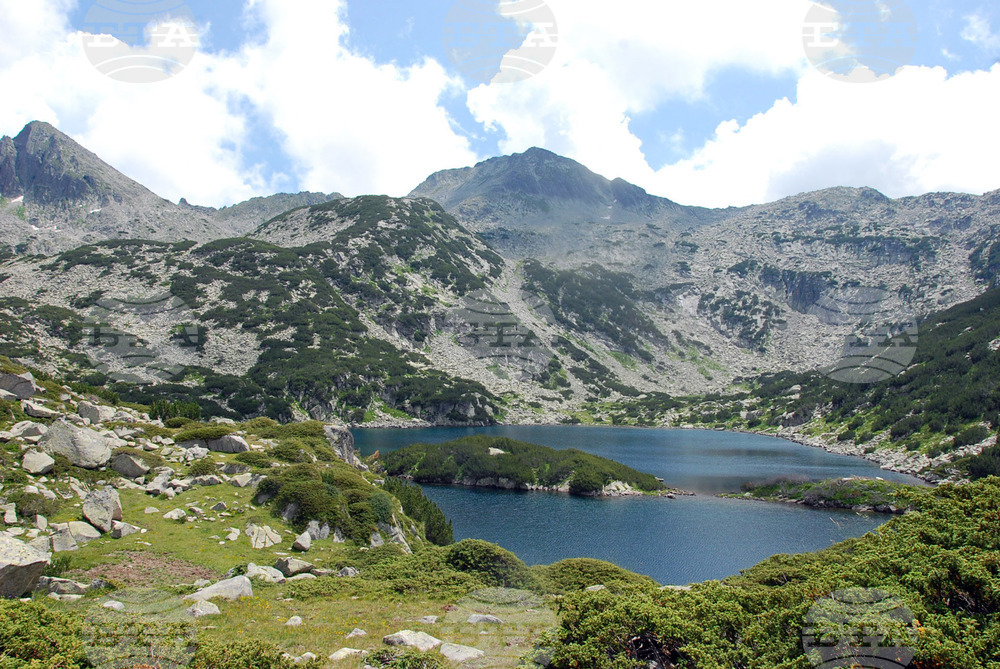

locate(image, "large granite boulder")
[[275, 557, 313, 577], [82, 487, 123, 533], [324, 424, 359, 466], [0, 535, 50, 597], [184, 575, 253, 602], [383, 630, 442, 653], [207, 435, 250, 453], [111, 453, 149, 479], [77, 401, 116, 424], [0, 371, 39, 399], [39, 420, 114, 469], [22, 450, 55, 475]]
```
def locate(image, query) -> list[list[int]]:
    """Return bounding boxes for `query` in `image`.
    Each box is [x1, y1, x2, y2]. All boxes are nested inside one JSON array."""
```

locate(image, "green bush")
[[269, 439, 314, 463], [368, 649, 443, 669], [234, 451, 274, 469], [191, 638, 320, 669], [369, 491, 395, 524], [0, 600, 86, 668], [173, 424, 234, 443], [188, 459, 218, 477], [165, 416, 195, 428], [567, 469, 606, 494], [445, 539, 534, 589], [5, 490, 61, 519], [381, 478, 453, 546], [532, 558, 658, 595]]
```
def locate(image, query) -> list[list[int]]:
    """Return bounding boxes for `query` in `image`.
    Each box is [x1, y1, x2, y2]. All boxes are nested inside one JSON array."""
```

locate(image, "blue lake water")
[[352, 426, 924, 584]]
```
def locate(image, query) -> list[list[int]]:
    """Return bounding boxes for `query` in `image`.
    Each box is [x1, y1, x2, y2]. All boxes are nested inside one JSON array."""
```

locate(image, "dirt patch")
[[69, 551, 222, 587]]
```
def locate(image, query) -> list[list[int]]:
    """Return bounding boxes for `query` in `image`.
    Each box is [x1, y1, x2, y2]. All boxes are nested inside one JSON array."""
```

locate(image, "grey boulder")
[[247, 563, 286, 584], [22, 450, 55, 475], [77, 401, 116, 424], [468, 614, 504, 624], [0, 371, 39, 399], [186, 601, 221, 618], [383, 630, 442, 653], [208, 435, 250, 453], [82, 487, 123, 533], [292, 531, 311, 552], [184, 575, 253, 602], [275, 557, 313, 577], [440, 643, 485, 662], [39, 420, 114, 469], [111, 453, 150, 479], [0, 535, 50, 598]]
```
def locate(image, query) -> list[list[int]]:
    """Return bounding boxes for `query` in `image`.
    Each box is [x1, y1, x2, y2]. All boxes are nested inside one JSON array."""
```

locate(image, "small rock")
[[275, 557, 313, 577], [230, 473, 254, 488], [163, 509, 187, 521], [50, 531, 78, 553], [247, 563, 286, 584], [0, 535, 51, 597], [208, 435, 251, 453], [82, 487, 123, 534], [585, 585, 606, 592], [111, 454, 150, 479], [292, 531, 311, 552], [467, 614, 504, 624], [330, 649, 368, 661], [103, 600, 126, 611], [22, 451, 55, 476], [0, 371, 39, 399], [186, 600, 221, 618], [418, 616, 438, 624], [211, 502, 227, 512], [144, 507, 160, 514], [440, 643, 485, 662], [286, 616, 303, 627], [66, 521, 102, 542], [184, 575, 253, 602], [22, 400, 59, 419], [338, 567, 360, 578], [383, 630, 442, 653], [110, 521, 141, 539], [369, 532, 384, 548], [246, 524, 281, 549], [78, 401, 117, 424], [346, 628, 367, 638]]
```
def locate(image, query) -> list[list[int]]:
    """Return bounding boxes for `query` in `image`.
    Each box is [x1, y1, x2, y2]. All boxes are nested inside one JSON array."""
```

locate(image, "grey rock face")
[[111, 453, 149, 479], [77, 401, 116, 424], [440, 643, 485, 662], [207, 435, 250, 453], [82, 487, 123, 533], [382, 630, 442, 653], [0, 535, 50, 597], [0, 371, 39, 399], [39, 420, 114, 469], [323, 425, 357, 465], [246, 524, 281, 549], [22, 450, 55, 475], [275, 557, 313, 577], [184, 575, 253, 602]]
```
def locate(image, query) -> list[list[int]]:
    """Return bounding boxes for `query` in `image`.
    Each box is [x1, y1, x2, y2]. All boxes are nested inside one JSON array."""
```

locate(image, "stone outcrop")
[[0, 535, 50, 597], [324, 425, 359, 466], [383, 630, 442, 653], [77, 401, 116, 424], [82, 487, 123, 533], [184, 575, 253, 602], [0, 371, 39, 399], [22, 450, 55, 475], [111, 453, 149, 479], [38, 420, 114, 469]]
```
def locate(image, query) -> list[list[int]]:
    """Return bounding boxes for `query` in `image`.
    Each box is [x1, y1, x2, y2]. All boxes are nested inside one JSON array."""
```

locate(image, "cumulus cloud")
[[651, 66, 1000, 206], [0, 0, 476, 206]]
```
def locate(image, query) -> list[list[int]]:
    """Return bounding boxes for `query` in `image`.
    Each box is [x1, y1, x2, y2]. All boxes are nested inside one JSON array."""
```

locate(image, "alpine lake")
[[353, 426, 924, 585]]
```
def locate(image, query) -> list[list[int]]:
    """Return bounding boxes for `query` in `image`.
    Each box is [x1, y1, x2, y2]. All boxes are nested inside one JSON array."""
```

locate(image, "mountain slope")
[[0, 121, 341, 254], [409, 147, 718, 256]]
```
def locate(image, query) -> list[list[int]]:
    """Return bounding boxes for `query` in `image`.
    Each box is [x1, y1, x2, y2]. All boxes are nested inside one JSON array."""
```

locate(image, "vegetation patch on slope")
[[381, 435, 666, 495]]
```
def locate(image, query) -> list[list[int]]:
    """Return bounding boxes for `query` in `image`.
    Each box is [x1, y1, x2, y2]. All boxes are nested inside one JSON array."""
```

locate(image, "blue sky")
[[1, 0, 999, 208]]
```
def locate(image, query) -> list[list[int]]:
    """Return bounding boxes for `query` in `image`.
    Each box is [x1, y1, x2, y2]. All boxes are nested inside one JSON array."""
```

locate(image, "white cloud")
[[468, 0, 814, 187], [0, 0, 477, 207], [234, 0, 477, 198], [962, 14, 1000, 51], [651, 66, 1000, 207]]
